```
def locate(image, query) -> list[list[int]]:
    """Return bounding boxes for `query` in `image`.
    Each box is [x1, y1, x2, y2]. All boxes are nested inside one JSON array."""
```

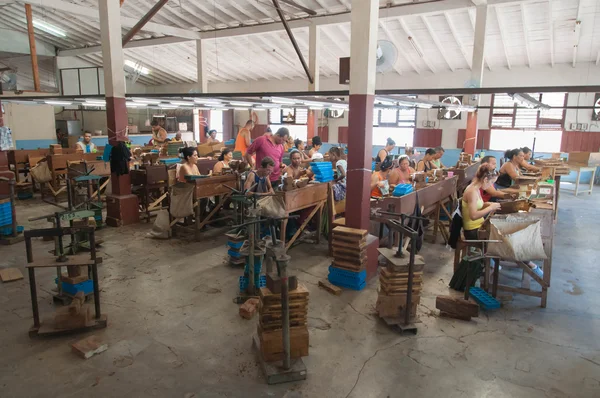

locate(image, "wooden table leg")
[[315, 203, 323, 244]]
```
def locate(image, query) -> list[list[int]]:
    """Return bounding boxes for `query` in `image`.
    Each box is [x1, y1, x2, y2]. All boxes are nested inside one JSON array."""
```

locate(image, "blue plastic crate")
[[227, 240, 244, 249], [328, 266, 367, 291], [159, 158, 180, 165], [239, 274, 266, 291], [228, 249, 243, 258], [54, 278, 94, 296], [469, 287, 500, 310], [0, 225, 23, 236]]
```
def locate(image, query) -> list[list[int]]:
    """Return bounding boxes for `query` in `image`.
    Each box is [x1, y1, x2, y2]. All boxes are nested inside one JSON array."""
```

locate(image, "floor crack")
[[344, 339, 410, 398], [347, 302, 373, 321]]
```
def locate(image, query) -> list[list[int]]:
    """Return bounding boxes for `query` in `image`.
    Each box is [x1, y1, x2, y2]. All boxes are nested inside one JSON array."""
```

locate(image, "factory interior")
[[1, 0, 600, 397]]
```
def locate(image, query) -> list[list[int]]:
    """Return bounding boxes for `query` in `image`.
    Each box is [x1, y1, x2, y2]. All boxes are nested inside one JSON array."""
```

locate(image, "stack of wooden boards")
[[435, 295, 480, 321], [534, 158, 570, 177], [375, 248, 425, 321], [226, 233, 245, 266], [329, 226, 368, 290], [257, 284, 309, 362]]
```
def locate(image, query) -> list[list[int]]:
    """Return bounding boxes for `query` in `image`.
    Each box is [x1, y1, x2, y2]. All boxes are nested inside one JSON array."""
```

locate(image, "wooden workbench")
[[561, 164, 597, 196], [370, 176, 458, 244], [191, 174, 238, 240], [449, 162, 480, 194], [7, 149, 50, 182], [277, 182, 330, 250]]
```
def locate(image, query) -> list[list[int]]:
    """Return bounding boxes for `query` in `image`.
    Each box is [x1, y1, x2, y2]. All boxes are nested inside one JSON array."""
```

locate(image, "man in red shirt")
[[245, 127, 289, 186]]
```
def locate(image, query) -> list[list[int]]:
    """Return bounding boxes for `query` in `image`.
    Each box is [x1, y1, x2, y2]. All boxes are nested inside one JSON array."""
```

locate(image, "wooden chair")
[[131, 165, 169, 222]]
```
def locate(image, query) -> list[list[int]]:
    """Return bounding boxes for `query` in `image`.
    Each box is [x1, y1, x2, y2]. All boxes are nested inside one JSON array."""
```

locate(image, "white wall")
[[4, 103, 56, 141]]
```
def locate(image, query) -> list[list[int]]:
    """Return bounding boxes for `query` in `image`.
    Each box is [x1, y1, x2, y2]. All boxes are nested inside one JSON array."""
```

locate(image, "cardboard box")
[[568, 152, 600, 167]]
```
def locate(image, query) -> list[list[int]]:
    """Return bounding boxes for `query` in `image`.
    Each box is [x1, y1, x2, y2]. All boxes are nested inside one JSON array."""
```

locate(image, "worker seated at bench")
[[328, 147, 347, 202], [479, 155, 513, 202], [462, 163, 542, 277], [389, 155, 415, 188], [285, 150, 313, 180], [213, 148, 233, 175], [245, 156, 275, 195], [74, 131, 97, 153], [496, 148, 523, 189], [520, 146, 540, 173], [178, 147, 201, 182]]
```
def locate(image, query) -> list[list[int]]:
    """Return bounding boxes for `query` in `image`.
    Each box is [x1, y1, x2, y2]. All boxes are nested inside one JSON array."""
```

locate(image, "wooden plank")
[[71, 335, 108, 359], [0, 268, 24, 282], [435, 295, 479, 318], [333, 225, 368, 237], [332, 260, 365, 271], [331, 239, 367, 250], [318, 280, 342, 295], [26, 254, 95, 269], [279, 182, 329, 212], [259, 284, 309, 299]]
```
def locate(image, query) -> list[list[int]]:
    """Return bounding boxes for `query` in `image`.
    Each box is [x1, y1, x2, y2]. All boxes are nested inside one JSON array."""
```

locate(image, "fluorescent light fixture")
[[33, 20, 66, 37], [83, 102, 105, 107], [124, 60, 150, 75], [229, 101, 254, 107], [83, 99, 105, 106], [194, 98, 221, 105], [270, 97, 297, 105], [126, 102, 146, 108], [159, 104, 178, 109], [508, 93, 550, 110], [45, 100, 72, 106], [170, 101, 193, 106], [132, 98, 160, 104], [408, 37, 424, 58], [330, 103, 348, 109], [309, 106, 324, 110], [260, 103, 280, 108]]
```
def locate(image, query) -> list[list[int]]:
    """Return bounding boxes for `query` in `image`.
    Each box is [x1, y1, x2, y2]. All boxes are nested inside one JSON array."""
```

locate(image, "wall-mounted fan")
[[376, 40, 398, 73], [438, 96, 463, 120], [592, 93, 600, 121], [324, 108, 344, 119], [1, 72, 17, 92]]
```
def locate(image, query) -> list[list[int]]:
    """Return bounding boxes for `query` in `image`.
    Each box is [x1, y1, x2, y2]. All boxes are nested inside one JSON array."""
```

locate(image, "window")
[[489, 129, 562, 153], [372, 104, 416, 146], [270, 124, 307, 142], [209, 110, 224, 141], [490, 93, 567, 129], [373, 127, 414, 147], [268, 108, 308, 125]]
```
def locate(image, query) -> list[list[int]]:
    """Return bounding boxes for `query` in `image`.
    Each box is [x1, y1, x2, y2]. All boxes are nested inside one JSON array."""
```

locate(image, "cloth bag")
[[169, 183, 194, 219], [256, 195, 286, 219], [487, 215, 547, 261], [29, 160, 52, 183]]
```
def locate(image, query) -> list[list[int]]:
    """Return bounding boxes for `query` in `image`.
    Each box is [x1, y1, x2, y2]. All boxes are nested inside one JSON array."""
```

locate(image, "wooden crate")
[[257, 325, 309, 362]]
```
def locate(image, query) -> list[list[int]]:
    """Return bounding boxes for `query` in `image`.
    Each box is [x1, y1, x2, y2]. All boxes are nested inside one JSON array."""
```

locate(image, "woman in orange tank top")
[[370, 158, 393, 198]]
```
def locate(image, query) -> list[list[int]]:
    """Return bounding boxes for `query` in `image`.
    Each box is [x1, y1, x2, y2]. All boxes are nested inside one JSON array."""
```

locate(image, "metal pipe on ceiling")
[[122, 0, 169, 46], [271, 0, 314, 84]]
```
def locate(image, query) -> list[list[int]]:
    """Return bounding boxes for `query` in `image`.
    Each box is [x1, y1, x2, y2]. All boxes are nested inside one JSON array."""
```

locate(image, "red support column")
[[346, 95, 375, 230], [307, 109, 316, 141], [100, 0, 138, 227], [464, 111, 478, 155]]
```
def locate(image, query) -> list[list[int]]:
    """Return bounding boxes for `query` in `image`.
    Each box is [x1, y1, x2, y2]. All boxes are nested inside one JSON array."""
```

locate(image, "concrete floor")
[[1, 190, 599, 398]]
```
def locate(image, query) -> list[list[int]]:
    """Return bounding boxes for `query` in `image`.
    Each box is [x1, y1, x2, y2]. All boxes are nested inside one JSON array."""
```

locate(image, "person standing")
[[377, 138, 395, 163], [74, 131, 97, 153], [151, 120, 168, 146], [234, 120, 254, 155], [245, 127, 289, 187]]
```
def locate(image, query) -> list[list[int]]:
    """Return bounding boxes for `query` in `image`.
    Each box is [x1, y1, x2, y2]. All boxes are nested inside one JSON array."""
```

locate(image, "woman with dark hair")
[[416, 148, 438, 172], [329, 147, 347, 201], [496, 148, 524, 188], [178, 147, 200, 182], [519, 147, 540, 172], [389, 155, 415, 186], [432, 146, 445, 169], [206, 129, 219, 144], [377, 137, 396, 164], [462, 164, 501, 240], [309, 136, 322, 158], [370, 158, 393, 198], [213, 148, 233, 174], [294, 138, 310, 161]]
